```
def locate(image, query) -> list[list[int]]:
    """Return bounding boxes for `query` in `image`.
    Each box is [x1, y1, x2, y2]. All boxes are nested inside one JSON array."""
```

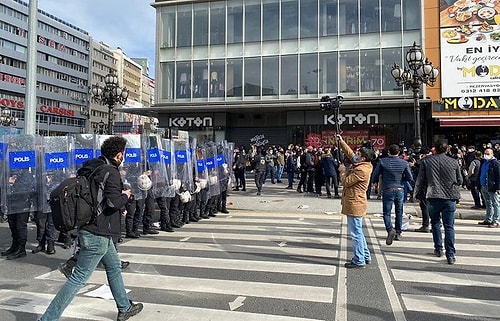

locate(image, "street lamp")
[[391, 42, 439, 147], [89, 71, 129, 134]]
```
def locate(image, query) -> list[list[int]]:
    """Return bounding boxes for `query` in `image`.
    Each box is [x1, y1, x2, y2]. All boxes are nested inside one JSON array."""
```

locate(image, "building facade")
[[145, 0, 426, 149], [0, 0, 91, 135]]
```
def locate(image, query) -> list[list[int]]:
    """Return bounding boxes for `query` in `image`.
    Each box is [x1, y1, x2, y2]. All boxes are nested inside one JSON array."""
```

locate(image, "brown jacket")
[[339, 140, 373, 217]]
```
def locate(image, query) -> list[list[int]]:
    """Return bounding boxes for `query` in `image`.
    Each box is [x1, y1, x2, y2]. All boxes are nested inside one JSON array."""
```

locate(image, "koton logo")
[[324, 113, 379, 125], [169, 117, 213, 128]]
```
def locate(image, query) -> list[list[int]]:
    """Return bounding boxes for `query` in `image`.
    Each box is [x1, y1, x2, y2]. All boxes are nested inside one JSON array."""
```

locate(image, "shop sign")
[[434, 97, 500, 111], [0, 98, 75, 117], [319, 130, 386, 150], [169, 116, 213, 128], [324, 113, 379, 126]]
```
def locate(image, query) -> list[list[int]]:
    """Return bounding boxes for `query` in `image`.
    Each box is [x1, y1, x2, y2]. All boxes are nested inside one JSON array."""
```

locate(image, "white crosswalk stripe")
[[369, 216, 500, 320], [0, 215, 341, 320]]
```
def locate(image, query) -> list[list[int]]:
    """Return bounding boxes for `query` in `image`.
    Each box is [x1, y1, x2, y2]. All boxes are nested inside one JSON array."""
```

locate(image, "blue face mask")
[[352, 155, 359, 163]]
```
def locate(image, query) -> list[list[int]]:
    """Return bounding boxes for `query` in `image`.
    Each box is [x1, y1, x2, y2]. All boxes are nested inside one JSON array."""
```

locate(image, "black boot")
[[32, 241, 46, 254], [126, 230, 139, 238], [1, 241, 18, 257], [46, 241, 56, 255], [6, 245, 26, 260]]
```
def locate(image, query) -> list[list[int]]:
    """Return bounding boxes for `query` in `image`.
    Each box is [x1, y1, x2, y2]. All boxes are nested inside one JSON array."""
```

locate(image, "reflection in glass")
[[262, 56, 279, 96], [161, 8, 175, 48], [263, 2, 279, 41], [160, 62, 175, 100], [381, 0, 402, 32], [360, 49, 381, 94], [228, 2, 243, 43], [245, 57, 261, 96], [403, 0, 420, 30], [300, 53, 319, 95], [245, 3, 261, 43], [319, 52, 338, 95], [382, 47, 403, 93], [194, 4, 208, 46], [320, 0, 338, 37], [360, 0, 380, 33], [300, 0, 318, 38], [282, 0, 298, 40], [210, 3, 225, 45], [339, 51, 359, 94], [339, 0, 358, 35], [177, 6, 192, 47], [227, 58, 243, 98], [281, 55, 298, 96]]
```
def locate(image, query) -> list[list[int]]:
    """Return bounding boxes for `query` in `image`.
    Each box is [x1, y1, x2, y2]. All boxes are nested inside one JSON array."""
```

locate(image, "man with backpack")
[[39, 136, 143, 321]]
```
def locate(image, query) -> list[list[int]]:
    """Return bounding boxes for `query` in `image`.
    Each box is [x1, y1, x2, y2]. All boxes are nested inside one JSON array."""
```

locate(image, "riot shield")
[[203, 142, 220, 197], [216, 141, 229, 193], [71, 134, 96, 173], [161, 139, 176, 197], [4, 135, 39, 215], [173, 138, 194, 193], [0, 137, 7, 216], [120, 134, 146, 200], [226, 142, 236, 189], [146, 135, 169, 198], [41, 136, 73, 213], [195, 146, 209, 190]]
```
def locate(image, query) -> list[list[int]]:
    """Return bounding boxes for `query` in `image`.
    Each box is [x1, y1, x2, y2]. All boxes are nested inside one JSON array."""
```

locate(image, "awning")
[[439, 117, 500, 127]]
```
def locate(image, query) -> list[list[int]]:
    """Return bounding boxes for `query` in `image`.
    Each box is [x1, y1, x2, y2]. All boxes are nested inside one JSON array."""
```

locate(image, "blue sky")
[[38, 0, 156, 77]]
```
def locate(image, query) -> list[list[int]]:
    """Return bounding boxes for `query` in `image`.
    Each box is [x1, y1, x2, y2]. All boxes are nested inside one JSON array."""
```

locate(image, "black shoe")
[[126, 232, 139, 239], [256, 192, 261, 196], [208, 213, 217, 217], [394, 234, 402, 241], [386, 229, 397, 245], [46, 241, 56, 255], [6, 248, 26, 260], [220, 209, 229, 214], [335, 194, 341, 199], [447, 257, 456, 265], [32, 243, 45, 254], [415, 226, 430, 233], [200, 215, 210, 219], [1, 246, 16, 257], [434, 249, 444, 257], [478, 220, 492, 225], [58, 262, 74, 279], [117, 302, 144, 321], [470, 206, 481, 210], [171, 223, 183, 228], [241, 188, 246, 191], [143, 229, 159, 235], [121, 261, 130, 270], [344, 262, 365, 269], [160, 226, 175, 232], [189, 217, 199, 222], [365, 259, 372, 265]]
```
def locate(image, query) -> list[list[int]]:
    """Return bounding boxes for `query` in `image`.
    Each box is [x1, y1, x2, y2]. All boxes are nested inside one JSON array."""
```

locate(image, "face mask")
[[352, 155, 359, 163], [484, 155, 492, 161]]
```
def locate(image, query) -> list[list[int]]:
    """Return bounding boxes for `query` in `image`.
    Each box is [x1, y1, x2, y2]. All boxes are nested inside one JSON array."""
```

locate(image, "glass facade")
[[158, 0, 421, 103]]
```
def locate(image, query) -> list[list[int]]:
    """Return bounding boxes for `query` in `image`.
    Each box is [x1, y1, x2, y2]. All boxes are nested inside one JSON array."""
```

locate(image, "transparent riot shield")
[[5, 135, 39, 215], [173, 138, 194, 193], [71, 134, 96, 173], [216, 141, 229, 193], [0, 137, 7, 216], [120, 134, 146, 200], [203, 142, 220, 197], [195, 146, 209, 190], [41, 136, 73, 213], [225, 142, 236, 189], [146, 135, 168, 198], [161, 139, 176, 197]]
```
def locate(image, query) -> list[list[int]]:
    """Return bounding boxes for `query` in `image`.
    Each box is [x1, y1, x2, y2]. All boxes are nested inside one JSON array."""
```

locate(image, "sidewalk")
[[225, 180, 485, 221]]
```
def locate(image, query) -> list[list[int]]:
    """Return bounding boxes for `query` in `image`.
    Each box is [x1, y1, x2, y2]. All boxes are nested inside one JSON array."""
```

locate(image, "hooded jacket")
[[79, 156, 129, 238]]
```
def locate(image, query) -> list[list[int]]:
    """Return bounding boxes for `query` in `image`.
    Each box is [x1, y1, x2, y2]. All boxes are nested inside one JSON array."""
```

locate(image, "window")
[[244, 57, 261, 96], [227, 2, 243, 43], [300, 0, 318, 38], [210, 3, 225, 45], [227, 58, 242, 98], [281, 55, 298, 96], [245, 2, 261, 43], [193, 4, 208, 46], [262, 56, 279, 96], [300, 53, 318, 95], [319, 51, 338, 94], [263, 1, 279, 41], [282, 0, 298, 40], [177, 6, 192, 47]]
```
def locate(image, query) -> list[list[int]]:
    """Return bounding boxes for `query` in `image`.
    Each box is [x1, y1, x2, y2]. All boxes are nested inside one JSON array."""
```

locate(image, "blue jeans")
[[287, 171, 294, 188], [428, 199, 456, 259], [382, 188, 404, 234], [40, 230, 131, 320], [481, 186, 500, 223], [347, 216, 371, 265]]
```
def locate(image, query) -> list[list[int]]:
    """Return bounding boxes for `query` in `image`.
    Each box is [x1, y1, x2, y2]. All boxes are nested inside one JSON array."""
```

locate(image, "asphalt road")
[[0, 182, 496, 321]]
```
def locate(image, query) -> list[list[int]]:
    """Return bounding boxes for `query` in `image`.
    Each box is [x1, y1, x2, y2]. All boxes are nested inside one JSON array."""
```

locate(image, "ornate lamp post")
[[391, 42, 439, 147], [89, 71, 129, 134]]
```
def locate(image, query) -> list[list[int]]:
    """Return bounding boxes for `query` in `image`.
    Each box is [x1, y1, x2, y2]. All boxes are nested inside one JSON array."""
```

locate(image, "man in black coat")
[[39, 136, 143, 321]]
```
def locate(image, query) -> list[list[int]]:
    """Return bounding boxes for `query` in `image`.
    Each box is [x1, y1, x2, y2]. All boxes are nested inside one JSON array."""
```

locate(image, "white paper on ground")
[[84, 284, 131, 300]]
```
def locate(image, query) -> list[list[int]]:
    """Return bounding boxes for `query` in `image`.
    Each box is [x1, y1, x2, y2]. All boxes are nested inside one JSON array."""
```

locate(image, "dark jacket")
[[479, 158, 500, 192], [252, 155, 266, 173], [80, 156, 129, 238], [372, 155, 413, 190], [285, 154, 297, 173], [414, 153, 462, 200], [321, 153, 338, 177]]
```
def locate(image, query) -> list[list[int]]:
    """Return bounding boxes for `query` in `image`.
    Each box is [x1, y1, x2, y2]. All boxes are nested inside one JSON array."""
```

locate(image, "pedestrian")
[[412, 147, 432, 233], [414, 140, 462, 265], [38, 136, 143, 321], [371, 144, 413, 245], [32, 174, 58, 255], [285, 149, 297, 189], [337, 134, 374, 268], [477, 148, 500, 227], [252, 149, 266, 196], [468, 151, 484, 210], [321, 148, 340, 198]]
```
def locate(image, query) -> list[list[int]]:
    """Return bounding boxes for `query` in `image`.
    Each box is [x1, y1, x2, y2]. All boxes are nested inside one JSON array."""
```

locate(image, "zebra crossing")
[[0, 213, 498, 321]]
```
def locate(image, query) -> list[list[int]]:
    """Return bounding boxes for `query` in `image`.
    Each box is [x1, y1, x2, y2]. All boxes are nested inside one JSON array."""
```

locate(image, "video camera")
[[320, 95, 344, 111]]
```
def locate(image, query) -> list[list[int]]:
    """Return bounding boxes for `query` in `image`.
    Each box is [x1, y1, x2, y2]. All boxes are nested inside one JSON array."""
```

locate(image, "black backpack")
[[49, 165, 105, 232]]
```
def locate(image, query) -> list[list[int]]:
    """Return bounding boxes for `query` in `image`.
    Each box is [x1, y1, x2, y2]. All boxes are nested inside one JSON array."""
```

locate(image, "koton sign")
[[0, 98, 75, 117]]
